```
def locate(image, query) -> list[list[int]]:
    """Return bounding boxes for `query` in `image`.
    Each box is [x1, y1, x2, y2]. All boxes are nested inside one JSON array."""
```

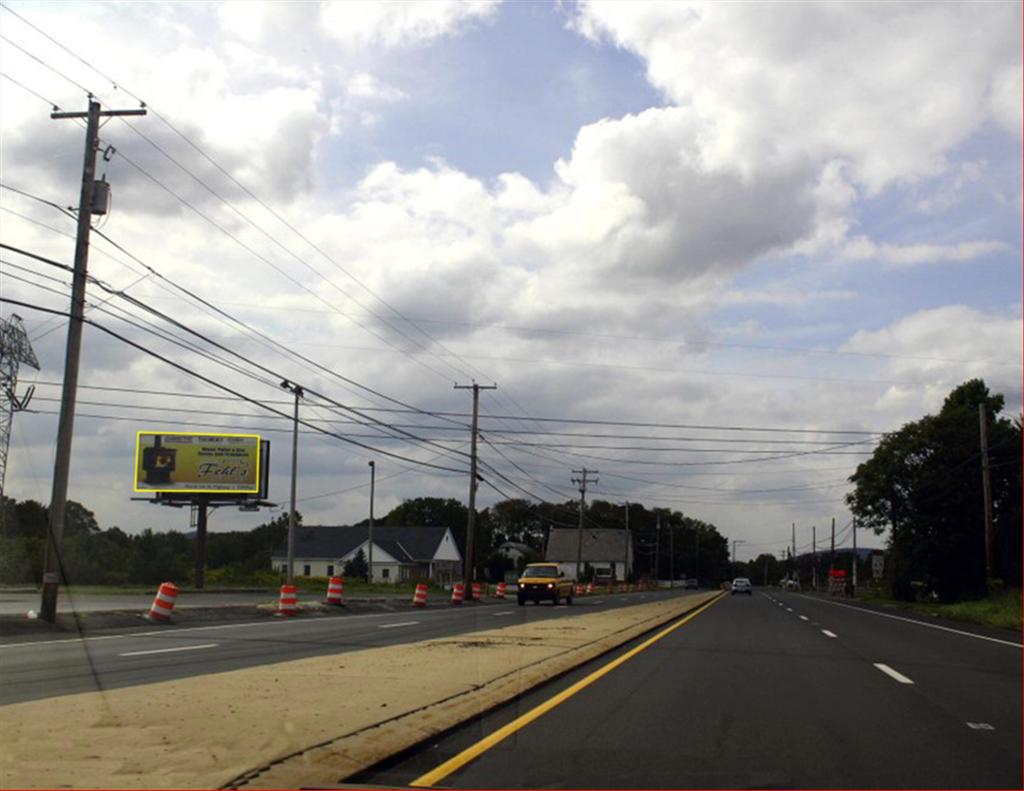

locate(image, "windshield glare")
[[523, 566, 559, 578]]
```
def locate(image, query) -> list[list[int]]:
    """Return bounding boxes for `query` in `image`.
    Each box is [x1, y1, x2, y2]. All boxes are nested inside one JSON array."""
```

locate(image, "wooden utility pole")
[[40, 98, 146, 623], [978, 403, 995, 580], [571, 468, 597, 580], [622, 501, 629, 582], [455, 383, 496, 592]]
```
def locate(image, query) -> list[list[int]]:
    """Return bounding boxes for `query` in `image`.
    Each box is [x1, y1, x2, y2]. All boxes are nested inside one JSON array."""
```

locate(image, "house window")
[[382, 568, 390, 580], [303, 564, 311, 576], [326, 564, 334, 577]]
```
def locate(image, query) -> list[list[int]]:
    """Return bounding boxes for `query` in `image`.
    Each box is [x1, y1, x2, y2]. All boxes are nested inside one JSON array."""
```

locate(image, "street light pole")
[[367, 460, 375, 584], [280, 380, 303, 585]]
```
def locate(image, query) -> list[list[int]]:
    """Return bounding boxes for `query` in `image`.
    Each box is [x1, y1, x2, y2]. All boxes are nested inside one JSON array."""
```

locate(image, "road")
[[0, 590, 277, 615], [0, 588, 688, 705], [354, 589, 1022, 789]]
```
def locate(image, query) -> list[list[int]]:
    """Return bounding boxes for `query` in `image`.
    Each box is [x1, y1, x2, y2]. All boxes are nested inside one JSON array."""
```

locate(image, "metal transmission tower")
[[0, 313, 40, 505]]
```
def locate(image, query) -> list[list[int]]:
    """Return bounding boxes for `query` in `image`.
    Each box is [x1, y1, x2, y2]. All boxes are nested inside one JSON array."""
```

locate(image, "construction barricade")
[[471, 582, 482, 601], [146, 582, 180, 622], [586, 581, 595, 595], [575, 583, 584, 597], [412, 583, 428, 607], [278, 584, 298, 616], [325, 576, 344, 605], [494, 582, 507, 599], [451, 583, 465, 605]]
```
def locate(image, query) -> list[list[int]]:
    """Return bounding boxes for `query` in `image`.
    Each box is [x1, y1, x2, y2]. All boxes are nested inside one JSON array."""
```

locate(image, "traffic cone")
[[278, 584, 298, 616], [412, 583, 428, 607], [146, 582, 180, 622], [494, 582, 507, 599], [326, 576, 344, 605], [451, 583, 465, 605]]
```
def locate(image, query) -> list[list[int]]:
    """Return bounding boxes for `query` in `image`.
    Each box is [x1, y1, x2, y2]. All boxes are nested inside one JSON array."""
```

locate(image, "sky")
[[1, 0, 1020, 563]]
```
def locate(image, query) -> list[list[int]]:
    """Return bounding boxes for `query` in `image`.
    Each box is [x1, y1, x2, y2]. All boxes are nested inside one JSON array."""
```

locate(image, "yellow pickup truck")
[[517, 562, 575, 606]]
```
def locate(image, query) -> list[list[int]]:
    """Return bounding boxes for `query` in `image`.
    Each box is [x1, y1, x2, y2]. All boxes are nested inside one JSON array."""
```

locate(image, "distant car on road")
[[731, 577, 753, 595], [684, 578, 699, 589], [517, 563, 575, 605]]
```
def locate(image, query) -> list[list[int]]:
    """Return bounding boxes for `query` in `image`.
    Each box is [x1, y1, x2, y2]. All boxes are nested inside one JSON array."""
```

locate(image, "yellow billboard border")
[[133, 431, 262, 495]]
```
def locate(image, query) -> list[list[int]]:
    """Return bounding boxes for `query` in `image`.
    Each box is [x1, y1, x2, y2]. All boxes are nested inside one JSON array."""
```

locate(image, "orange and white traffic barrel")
[[278, 584, 298, 616], [471, 581, 482, 601], [326, 576, 344, 605], [494, 582, 507, 599], [586, 581, 595, 595], [575, 583, 584, 597], [412, 583, 428, 607], [451, 583, 465, 605], [146, 582, 180, 622]]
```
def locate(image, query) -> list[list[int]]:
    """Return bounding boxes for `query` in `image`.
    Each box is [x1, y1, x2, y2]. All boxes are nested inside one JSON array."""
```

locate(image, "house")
[[544, 528, 633, 580], [270, 525, 462, 584]]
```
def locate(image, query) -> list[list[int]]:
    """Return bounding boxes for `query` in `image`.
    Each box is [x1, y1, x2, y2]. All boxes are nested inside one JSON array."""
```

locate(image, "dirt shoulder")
[[0, 591, 720, 790]]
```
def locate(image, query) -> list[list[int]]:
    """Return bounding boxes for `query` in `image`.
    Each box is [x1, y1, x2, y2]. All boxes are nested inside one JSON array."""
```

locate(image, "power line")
[[1, 297, 471, 475]]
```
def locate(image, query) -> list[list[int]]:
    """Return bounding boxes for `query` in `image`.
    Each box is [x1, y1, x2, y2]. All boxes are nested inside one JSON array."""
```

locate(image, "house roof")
[[272, 525, 457, 562], [545, 528, 630, 562]]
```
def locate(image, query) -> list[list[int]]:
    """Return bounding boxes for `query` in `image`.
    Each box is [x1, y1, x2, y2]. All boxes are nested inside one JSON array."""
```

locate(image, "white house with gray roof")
[[271, 525, 462, 584], [545, 527, 633, 580]]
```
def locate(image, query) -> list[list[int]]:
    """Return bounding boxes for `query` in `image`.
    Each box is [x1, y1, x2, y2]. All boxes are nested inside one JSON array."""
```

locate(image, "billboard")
[[134, 432, 261, 494]]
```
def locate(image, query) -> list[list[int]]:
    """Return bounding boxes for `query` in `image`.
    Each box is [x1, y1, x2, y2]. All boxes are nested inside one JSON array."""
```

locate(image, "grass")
[[857, 588, 1022, 631]]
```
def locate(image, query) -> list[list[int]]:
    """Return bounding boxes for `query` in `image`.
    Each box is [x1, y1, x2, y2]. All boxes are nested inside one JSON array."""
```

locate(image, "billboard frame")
[[134, 431, 262, 495]]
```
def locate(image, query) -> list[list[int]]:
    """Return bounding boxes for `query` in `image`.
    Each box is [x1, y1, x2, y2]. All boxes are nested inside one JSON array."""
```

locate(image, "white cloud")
[[842, 306, 1023, 414], [574, 1, 1021, 193], [346, 72, 408, 102], [321, 0, 500, 48], [841, 237, 1006, 267]]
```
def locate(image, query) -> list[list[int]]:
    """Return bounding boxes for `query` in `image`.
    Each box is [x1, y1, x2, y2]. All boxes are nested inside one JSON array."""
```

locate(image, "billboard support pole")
[[195, 495, 209, 590]]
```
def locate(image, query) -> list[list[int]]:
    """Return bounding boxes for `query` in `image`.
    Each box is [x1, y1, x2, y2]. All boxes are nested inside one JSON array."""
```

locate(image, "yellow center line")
[[410, 592, 726, 788]]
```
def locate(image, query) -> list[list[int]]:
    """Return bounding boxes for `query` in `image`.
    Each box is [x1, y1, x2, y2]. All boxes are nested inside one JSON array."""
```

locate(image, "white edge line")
[[119, 643, 218, 657], [794, 594, 1023, 649], [0, 605, 488, 649], [874, 662, 914, 684]]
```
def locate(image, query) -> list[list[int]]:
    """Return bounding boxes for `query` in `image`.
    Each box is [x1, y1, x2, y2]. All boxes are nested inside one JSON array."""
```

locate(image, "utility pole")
[[812, 525, 817, 591], [669, 519, 675, 588], [571, 467, 597, 580], [852, 516, 857, 596], [280, 380, 303, 585], [622, 501, 629, 582], [654, 513, 661, 583], [830, 516, 835, 571], [40, 98, 146, 623], [731, 539, 745, 572], [694, 529, 699, 581], [978, 403, 995, 580], [455, 383, 496, 592], [367, 460, 375, 584], [764, 554, 769, 587]]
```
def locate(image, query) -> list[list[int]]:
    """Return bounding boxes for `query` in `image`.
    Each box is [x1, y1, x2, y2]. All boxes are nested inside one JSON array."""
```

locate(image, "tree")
[[343, 548, 368, 580], [847, 379, 1022, 601]]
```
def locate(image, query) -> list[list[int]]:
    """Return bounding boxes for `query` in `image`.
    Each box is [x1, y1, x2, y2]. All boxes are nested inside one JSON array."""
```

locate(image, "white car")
[[731, 577, 753, 595]]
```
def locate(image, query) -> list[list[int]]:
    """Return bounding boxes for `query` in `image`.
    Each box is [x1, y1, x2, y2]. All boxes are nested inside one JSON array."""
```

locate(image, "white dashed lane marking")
[[378, 622, 419, 629], [821, 630, 838, 638], [799, 615, 809, 621], [874, 663, 914, 684], [119, 643, 218, 657]]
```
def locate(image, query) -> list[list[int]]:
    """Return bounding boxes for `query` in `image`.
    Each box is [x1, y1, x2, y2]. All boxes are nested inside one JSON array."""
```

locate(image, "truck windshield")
[[522, 566, 558, 578]]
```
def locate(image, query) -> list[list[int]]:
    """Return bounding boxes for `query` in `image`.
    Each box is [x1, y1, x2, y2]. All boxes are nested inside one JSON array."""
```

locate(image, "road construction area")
[[0, 589, 718, 789]]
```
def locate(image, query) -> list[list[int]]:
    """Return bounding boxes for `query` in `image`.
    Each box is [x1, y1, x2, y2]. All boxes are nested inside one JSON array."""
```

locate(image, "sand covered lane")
[[0, 591, 719, 790]]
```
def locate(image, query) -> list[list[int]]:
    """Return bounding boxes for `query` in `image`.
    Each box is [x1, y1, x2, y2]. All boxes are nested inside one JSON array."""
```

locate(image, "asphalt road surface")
[[354, 589, 1022, 789], [0, 588, 691, 705]]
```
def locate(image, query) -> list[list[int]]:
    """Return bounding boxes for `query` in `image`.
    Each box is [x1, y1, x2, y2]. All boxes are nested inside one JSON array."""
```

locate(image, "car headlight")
[[546, 583, 553, 588]]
